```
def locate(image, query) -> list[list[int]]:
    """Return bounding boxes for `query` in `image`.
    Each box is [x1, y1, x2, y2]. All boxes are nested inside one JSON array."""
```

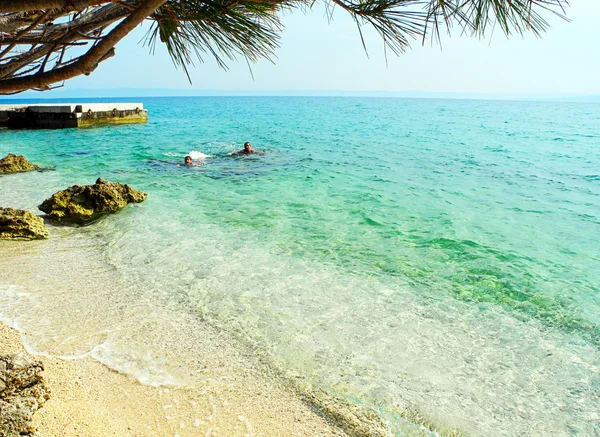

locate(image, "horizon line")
[[1, 88, 599, 103]]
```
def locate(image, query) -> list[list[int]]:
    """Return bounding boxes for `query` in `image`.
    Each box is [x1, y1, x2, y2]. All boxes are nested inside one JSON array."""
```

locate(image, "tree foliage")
[[0, 0, 569, 94]]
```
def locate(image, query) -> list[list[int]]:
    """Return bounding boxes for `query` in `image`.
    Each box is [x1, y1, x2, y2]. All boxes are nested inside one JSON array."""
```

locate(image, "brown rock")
[[39, 177, 147, 224], [0, 353, 50, 437], [0, 154, 40, 173], [0, 208, 49, 240]]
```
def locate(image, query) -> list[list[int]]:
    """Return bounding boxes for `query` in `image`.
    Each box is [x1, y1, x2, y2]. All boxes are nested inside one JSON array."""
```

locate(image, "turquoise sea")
[[0, 97, 599, 436]]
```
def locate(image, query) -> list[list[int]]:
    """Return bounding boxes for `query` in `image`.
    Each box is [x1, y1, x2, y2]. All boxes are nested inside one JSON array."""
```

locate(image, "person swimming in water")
[[149, 153, 202, 167], [232, 142, 263, 156], [239, 142, 255, 154]]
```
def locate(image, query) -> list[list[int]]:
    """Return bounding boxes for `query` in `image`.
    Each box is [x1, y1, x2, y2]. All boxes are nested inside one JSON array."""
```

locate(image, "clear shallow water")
[[0, 97, 599, 436]]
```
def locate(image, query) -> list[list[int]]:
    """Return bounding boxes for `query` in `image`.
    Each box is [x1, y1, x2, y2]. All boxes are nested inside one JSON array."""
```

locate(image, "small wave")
[[188, 150, 211, 160], [484, 146, 508, 153], [583, 174, 600, 181], [90, 340, 186, 387], [363, 216, 383, 227], [0, 284, 37, 327]]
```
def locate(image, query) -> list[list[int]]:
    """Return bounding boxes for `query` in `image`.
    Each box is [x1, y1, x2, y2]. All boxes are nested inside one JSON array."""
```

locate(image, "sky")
[[11, 1, 600, 97]]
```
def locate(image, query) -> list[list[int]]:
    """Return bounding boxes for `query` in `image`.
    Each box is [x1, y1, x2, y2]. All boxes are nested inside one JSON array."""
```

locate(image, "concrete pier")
[[0, 103, 147, 129]]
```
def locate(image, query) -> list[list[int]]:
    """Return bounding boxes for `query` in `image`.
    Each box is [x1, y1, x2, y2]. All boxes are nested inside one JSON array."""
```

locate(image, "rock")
[[0, 154, 40, 173], [39, 177, 147, 224], [0, 208, 49, 240], [302, 388, 396, 437], [0, 353, 50, 437]]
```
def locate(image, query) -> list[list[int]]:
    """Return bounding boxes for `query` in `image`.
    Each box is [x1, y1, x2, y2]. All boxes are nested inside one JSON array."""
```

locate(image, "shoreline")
[[1, 321, 349, 437], [0, 229, 400, 437]]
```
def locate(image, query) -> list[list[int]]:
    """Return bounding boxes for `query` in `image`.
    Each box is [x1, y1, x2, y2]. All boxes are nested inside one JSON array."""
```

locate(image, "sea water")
[[0, 97, 599, 436]]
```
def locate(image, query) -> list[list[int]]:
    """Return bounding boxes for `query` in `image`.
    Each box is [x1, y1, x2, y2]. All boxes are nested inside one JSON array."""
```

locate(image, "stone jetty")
[[0, 103, 147, 129]]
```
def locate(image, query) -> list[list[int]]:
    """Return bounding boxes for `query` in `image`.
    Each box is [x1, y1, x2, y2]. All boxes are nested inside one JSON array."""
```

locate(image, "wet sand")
[[0, 322, 347, 437]]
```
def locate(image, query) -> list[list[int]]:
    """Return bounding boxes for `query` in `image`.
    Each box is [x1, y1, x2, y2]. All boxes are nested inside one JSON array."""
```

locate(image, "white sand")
[[1, 322, 346, 437]]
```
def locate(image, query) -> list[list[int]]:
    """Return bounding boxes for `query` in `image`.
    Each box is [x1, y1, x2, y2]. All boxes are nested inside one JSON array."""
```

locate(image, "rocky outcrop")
[[0, 208, 49, 240], [0, 354, 50, 437], [0, 154, 40, 173], [39, 177, 148, 224]]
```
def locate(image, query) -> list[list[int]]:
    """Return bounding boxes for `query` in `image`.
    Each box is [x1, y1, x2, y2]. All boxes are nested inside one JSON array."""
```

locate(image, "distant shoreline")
[[1, 90, 599, 104]]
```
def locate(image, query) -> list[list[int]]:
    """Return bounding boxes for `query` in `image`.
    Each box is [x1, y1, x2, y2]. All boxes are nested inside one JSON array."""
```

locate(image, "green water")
[[0, 97, 599, 436]]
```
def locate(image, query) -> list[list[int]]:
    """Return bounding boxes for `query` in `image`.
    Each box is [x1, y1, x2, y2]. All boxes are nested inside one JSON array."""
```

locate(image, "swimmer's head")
[[244, 142, 251, 151], [184, 156, 192, 164]]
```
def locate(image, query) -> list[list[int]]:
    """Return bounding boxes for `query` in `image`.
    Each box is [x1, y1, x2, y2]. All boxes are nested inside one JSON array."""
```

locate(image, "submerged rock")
[[302, 388, 464, 437], [0, 208, 49, 240], [0, 353, 50, 437], [39, 177, 147, 224], [0, 154, 40, 173], [302, 389, 396, 437]]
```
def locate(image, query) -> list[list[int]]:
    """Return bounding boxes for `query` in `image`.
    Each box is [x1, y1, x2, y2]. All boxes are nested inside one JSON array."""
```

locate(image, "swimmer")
[[184, 155, 204, 166], [232, 142, 263, 156], [148, 154, 202, 167], [241, 142, 255, 154]]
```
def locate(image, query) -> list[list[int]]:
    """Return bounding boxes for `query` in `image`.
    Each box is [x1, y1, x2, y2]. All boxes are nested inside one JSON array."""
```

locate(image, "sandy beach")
[[0, 221, 394, 437], [1, 322, 346, 437]]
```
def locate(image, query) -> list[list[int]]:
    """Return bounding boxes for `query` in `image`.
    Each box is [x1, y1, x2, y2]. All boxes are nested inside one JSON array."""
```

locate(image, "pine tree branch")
[[0, 0, 571, 93], [0, 0, 110, 14], [0, 0, 167, 93]]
